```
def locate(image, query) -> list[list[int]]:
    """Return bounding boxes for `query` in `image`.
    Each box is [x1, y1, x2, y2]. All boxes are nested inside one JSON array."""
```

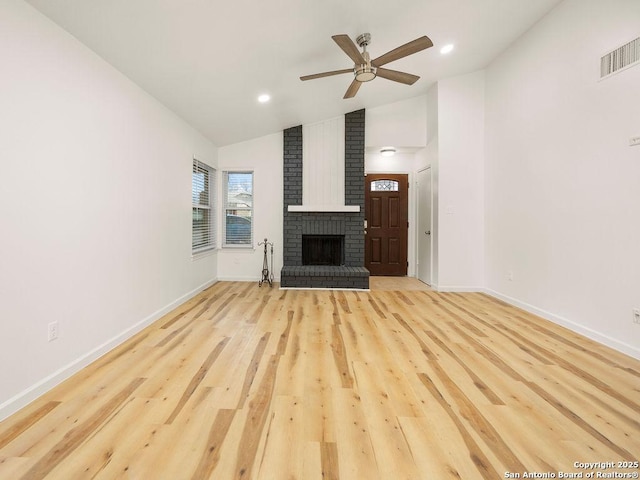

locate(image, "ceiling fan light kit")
[[300, 32, 433, 99], [355, 64, 376, 82]]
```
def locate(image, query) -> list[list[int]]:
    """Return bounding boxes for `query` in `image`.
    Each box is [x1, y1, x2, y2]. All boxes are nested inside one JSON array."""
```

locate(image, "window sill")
[[222, 244, 255, 250]]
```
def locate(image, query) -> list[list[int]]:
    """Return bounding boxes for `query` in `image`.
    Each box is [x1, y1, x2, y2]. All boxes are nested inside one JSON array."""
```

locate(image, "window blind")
[[192, 159, 216, 252]]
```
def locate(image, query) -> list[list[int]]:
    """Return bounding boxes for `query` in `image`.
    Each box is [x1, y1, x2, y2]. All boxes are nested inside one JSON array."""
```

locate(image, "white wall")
[[0, 0, 218, 419], [484, 0, 640, 357], [366, 95, 427, 148], [434, 71, 486, 290], [217, 133, 283, 281]]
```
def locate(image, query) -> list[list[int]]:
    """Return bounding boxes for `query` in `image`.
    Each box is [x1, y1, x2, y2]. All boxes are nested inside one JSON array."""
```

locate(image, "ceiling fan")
[[300, 33, 433, 99]]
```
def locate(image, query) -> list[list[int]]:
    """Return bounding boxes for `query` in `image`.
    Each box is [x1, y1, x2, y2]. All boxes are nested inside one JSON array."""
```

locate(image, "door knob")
[[425, 231, 431, 235]]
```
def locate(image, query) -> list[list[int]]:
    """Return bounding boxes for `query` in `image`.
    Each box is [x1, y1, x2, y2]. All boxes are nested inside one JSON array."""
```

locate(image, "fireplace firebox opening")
[[302, 235, 344, 266]]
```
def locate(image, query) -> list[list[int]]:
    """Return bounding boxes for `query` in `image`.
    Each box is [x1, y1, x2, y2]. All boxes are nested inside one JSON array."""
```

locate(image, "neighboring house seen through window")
[[223, 171, 253, 246], [192, 159, 216, 253]]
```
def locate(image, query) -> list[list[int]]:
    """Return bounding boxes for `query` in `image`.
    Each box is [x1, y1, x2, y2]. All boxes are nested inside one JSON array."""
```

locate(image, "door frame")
[[416, 166, 433, 286]]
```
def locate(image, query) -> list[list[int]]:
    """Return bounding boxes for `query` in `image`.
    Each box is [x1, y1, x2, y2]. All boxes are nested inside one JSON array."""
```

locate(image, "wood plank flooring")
[[1, 281, 639, 479]]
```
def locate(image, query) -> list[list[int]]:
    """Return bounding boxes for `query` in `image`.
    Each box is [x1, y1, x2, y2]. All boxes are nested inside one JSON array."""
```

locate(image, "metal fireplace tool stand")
[[258, 238, 274, 287]]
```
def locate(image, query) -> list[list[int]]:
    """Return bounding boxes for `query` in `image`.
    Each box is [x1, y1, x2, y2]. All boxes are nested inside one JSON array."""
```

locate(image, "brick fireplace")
[[280, 109, 369, 289]]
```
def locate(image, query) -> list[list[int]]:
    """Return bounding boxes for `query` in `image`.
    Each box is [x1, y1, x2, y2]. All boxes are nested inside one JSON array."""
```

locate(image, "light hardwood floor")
[[1, 281, 639, 479]]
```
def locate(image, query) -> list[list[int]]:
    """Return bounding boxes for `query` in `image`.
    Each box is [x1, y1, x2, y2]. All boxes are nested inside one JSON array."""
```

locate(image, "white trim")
[[436, 286, 484, 292], [0, 278, 218, 422], [287, 205, 360, 212], [484, 288, 640, 360], [222, 170, 254, 246]]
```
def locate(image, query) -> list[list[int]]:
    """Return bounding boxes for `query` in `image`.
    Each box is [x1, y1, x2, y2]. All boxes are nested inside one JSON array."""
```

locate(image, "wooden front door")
[[365, 173, 408, 276]]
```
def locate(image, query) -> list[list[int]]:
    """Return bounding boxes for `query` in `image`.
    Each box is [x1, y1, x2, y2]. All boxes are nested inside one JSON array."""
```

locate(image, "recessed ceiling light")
[[258, 94, 271, 103], [380, 147, 396, 157], [440, 44, 454, 55]]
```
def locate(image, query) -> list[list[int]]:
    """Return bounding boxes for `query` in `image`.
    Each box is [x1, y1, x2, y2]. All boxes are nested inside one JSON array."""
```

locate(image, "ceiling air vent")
[[600, 36, 640, 79]]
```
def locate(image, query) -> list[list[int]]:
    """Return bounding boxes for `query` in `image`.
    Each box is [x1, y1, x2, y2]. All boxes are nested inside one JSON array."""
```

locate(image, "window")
[[192, 159, 216, 253], [223, 171, 253, 246], [370, 179, 399, 191]]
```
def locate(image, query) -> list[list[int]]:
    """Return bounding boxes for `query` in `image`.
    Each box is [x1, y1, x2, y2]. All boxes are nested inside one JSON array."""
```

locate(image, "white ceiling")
[[25, 0, 563, 147]]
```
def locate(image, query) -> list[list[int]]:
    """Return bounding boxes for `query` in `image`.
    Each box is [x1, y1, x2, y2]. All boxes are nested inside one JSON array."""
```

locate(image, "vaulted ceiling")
[[25, 0, 563, 147]]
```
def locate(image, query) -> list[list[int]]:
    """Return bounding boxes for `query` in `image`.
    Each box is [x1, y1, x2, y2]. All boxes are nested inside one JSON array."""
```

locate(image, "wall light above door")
[[380, 147, 396, 157]]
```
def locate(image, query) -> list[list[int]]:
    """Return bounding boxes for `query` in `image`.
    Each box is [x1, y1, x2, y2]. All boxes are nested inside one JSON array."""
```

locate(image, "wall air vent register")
[[600, 36, 640, 79]]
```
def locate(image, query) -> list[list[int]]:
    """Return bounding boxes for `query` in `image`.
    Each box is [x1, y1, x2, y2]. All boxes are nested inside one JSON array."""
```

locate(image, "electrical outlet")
[[48, 321, 59, 342], [633, 308, 640, 324]]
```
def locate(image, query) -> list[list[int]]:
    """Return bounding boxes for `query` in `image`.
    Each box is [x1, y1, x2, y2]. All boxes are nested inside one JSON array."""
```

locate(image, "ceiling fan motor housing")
[[356, 33, 371, 48]]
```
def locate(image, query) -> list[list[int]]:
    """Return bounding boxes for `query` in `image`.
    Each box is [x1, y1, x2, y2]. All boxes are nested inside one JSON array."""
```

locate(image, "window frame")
[[222, 170, 254, 248], [192, 158, 216, 255]]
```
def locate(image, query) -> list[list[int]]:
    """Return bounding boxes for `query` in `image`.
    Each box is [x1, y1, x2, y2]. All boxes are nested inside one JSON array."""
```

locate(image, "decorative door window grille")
[[370, 179, 399, 191]]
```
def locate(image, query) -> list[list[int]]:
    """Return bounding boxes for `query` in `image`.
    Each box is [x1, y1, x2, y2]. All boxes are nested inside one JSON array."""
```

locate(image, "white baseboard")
[[216, 276, 280, 282], [436, 285, 484, 293], [0, 278, 218, 422], [484, 288, 640, 360]]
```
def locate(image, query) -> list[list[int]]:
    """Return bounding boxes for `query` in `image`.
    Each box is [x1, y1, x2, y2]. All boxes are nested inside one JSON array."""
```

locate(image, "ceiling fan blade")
[[343, 79, 362, 99], [332, 34, 365, 64], [372, 35, 433, 67], [300, 68, 353, 81], [375, 67, 420, 85]]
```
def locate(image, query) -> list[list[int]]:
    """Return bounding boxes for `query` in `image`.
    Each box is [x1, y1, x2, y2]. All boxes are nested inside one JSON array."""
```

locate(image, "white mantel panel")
[[302, 116, 345, 206]]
